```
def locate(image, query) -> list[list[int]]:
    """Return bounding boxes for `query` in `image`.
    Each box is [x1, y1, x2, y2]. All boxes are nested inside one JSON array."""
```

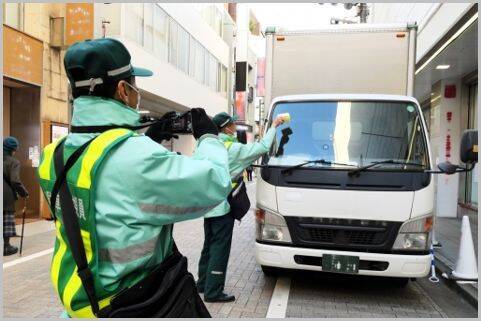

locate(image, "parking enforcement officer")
[[197, 112, 285, 302], [37, 38, 231, 317]]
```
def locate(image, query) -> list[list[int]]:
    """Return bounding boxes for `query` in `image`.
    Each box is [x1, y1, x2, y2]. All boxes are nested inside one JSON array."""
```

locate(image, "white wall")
[[160, 3, 230, 66], [370, 3, 475, 62], [123, 38, 228, 117], [93, 3, 229, 117]]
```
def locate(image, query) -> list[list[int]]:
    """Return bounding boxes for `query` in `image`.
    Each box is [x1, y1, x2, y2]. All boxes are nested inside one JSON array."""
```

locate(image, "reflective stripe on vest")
[[223, 141, 238, 188], [38, 129, 134, 318]]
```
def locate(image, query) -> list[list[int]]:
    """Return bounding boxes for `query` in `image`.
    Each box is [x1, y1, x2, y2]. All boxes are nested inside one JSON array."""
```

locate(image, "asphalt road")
[[3, 181, 477, 318]]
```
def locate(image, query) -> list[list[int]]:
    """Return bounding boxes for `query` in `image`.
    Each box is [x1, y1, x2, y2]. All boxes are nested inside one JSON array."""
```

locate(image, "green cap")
[[212, 112, 239, 129], [64, 38, 153, 90]]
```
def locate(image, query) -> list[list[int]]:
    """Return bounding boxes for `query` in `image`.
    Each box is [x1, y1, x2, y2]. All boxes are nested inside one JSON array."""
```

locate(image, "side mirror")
[[460, 129, 478, 163], [437, 162, 459, 175]]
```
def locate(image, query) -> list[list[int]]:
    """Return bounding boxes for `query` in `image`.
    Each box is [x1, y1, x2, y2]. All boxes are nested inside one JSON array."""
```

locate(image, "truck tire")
[[261, 265, 280, 277]]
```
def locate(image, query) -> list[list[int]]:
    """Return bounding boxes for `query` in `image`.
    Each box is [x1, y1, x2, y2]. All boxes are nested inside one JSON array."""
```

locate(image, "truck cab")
[[255, 94, 433, 280]]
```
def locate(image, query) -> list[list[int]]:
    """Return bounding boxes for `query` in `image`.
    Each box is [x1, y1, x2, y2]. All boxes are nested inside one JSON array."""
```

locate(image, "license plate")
[[322, 254, 359, 274]]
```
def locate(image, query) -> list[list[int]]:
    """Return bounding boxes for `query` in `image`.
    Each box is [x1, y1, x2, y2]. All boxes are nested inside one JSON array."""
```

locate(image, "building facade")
[[93, 3, 235, 155], [371, 3, 478, 215], [3, 3, 93, 219], [229, 3, 261, 141]]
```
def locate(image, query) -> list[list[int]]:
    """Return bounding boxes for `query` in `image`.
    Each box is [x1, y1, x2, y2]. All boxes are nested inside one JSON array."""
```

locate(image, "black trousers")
[[197, 213, 235, 299]]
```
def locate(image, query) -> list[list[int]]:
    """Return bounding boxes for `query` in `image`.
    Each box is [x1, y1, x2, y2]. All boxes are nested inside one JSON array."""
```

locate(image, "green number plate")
[[322, 254, 359, 274]]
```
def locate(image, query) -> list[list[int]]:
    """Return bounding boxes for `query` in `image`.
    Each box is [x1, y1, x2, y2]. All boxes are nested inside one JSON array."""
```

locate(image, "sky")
[[249, 3, 355, 31], [247, 3, 356, 57]]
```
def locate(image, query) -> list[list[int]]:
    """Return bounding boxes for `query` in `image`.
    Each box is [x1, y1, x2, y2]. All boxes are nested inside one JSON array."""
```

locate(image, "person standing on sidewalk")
[[37, 38, 231, 317], [197, 112, 285, 302], [3, 137, 29, 256]]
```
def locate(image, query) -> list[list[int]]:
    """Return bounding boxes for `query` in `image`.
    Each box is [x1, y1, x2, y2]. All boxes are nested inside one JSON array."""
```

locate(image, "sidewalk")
[[434, 205, 478, 305]]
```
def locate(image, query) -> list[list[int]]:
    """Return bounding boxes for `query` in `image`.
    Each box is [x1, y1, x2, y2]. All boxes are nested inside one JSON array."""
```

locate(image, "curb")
[[434, 253, 478, 308]]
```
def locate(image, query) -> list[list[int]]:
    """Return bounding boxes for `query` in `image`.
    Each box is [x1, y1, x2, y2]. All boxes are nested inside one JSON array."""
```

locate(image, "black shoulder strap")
[[50, 138, 94, 219], [53, 139, 100, 316]]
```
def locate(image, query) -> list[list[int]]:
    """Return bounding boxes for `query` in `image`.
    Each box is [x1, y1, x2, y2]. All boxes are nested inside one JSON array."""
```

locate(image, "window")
[[3, 3, 23, 30], [189, 36, 197, 78], [177, 25, 190, 74], [124, 3, 143, 45], [214, 7, 223, 37], [221, 65, 228, 93], [209, 54, 218, 91], [204, 50, 210, 86], [267, 101, 429, 168], [194, 42, 205, 84], [143, 3, 154, 51], [153, 5, 169, 61], [168, 19, 178, 67]]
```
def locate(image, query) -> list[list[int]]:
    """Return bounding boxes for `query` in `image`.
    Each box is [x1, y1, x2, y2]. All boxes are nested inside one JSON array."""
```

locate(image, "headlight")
[[255, 208, 292, 243], [392, 215, 433, 251]]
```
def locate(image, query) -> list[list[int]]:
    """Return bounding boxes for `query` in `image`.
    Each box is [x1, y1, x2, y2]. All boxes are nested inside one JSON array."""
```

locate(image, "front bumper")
[[255, 242, 430, 278]]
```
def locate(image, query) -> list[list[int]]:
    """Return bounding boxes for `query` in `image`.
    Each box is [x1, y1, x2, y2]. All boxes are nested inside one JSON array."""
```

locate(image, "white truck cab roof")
[[270, 94, 420, 107]]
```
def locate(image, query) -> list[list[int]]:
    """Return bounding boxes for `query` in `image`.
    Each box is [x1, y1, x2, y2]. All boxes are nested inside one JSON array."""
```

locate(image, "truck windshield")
[[267, 101, 429, 170]]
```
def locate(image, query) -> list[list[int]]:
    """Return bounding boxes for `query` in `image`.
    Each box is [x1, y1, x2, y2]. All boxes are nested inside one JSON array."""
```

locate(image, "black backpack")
[[227, 175, 251, 221]]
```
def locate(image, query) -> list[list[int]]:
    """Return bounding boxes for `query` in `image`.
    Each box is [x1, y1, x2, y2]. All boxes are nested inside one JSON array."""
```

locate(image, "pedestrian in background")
[[3, 136, 29, 256], [246, 165, 253, 181], [196, 112, 285, 302]]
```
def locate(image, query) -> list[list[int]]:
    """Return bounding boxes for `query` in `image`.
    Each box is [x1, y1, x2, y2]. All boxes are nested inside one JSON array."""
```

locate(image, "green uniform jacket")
[[45, 96, 231, 316], [204, 127, 276, 218]]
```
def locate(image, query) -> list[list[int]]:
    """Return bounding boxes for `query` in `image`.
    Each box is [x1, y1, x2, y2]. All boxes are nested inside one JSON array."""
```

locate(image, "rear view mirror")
[[460, 129, 478, 163], [437, 162, 459, 175]]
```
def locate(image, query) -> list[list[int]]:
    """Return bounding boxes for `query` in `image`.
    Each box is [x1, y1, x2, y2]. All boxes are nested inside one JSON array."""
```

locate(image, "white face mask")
[[225, 127, 237, 138], [124, 82, 141, 111]]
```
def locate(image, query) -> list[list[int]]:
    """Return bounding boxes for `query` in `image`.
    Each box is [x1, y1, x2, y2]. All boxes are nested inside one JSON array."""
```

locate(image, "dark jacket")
[[3, 154, 28, 211]]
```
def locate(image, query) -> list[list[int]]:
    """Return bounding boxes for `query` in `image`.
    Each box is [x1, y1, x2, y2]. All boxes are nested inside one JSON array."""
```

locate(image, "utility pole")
[[320, 3, 370, 24]]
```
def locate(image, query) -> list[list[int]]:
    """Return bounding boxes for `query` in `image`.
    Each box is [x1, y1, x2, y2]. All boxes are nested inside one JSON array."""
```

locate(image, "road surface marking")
[[3, 248, 54, 269], [266, 277, 291, 318]]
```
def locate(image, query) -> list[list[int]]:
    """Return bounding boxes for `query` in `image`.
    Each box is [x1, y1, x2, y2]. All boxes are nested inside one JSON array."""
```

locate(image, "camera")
[[140, 111, 193, 134], [171, 111, 192, 134]]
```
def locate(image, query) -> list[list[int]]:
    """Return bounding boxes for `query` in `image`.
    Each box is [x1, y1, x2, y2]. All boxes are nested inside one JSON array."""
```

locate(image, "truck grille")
[[285, 217, 402, 252]]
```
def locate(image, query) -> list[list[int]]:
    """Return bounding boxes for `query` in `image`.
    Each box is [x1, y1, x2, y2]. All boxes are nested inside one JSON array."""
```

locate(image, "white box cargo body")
[[264, 23, 417, 107], [256, 24, 435, 283]]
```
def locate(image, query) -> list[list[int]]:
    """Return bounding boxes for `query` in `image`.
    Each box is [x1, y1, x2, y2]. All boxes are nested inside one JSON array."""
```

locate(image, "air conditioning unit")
[[50, 16, 66, 49]]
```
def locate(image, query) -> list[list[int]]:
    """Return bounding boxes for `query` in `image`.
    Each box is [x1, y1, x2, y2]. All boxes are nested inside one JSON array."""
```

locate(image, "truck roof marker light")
[[276, 36, 285, 41], [396, 33, 406, 38], [415, 12, 478, 75]]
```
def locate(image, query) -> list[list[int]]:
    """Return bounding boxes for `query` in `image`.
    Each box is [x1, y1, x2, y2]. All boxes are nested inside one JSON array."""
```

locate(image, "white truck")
[[255, 24, 433, 284]]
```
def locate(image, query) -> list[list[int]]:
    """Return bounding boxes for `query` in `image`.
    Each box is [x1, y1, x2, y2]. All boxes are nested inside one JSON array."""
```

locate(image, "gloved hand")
[[145, 112, 179, 144], [191, 108, 218, 140]]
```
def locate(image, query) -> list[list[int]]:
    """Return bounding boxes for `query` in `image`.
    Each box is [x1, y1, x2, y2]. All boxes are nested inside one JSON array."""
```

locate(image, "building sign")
[[256, 58, 266, 97], [3, 25, 43, 86], [235, 91, 246, 121], [66, 3, 94, 46], [51, 123, 69, 143]]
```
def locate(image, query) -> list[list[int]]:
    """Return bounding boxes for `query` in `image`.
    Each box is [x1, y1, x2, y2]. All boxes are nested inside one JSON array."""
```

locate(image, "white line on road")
[[3, 248, 54, 269], [266, 277, 291, 318]]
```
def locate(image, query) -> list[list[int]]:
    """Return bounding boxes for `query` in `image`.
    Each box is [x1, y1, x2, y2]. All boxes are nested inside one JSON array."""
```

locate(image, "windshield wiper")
[[348, 160, 426, 177], [281, 159, 357, 175]]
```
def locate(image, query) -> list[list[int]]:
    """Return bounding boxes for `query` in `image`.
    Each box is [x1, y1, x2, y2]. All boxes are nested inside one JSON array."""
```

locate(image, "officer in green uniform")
[[37, 38, 231, 317], [197, 112, 285, 302]]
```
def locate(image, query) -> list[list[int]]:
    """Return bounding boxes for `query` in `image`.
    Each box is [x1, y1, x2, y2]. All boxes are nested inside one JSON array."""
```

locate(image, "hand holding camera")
[[145, 111, 179, 144], [144, 108, 218, 143]]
